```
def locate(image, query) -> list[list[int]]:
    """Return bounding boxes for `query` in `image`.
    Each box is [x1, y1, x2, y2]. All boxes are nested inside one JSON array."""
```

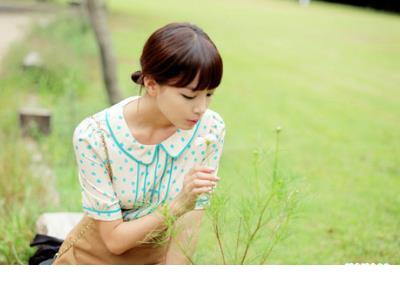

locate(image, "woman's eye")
[[180, 93, 214, 99], [181, 94, 195, 100]]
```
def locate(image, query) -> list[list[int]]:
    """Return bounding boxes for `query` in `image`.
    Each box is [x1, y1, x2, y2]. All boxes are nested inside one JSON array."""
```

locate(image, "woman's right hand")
[[168, 165, 220, 218]]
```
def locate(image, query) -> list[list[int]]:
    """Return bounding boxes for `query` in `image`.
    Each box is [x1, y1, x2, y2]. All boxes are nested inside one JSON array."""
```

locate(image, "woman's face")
[[155, 74, 216, 130]]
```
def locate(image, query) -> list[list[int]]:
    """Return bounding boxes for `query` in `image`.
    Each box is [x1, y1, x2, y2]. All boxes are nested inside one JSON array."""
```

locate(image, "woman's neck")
[[123, 94, 176, 140]]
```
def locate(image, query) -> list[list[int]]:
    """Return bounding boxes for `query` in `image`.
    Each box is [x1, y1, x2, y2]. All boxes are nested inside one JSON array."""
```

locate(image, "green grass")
[[109, 0, 400, 264], [0, 0, 399, 264]]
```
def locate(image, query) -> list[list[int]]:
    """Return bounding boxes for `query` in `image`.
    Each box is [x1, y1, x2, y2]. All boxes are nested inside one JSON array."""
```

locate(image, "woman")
[[53, 22, 226, 264]]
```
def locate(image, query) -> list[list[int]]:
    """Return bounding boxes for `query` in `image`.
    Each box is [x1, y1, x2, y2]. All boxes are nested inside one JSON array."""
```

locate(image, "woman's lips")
[[187, 119, 198, 124]]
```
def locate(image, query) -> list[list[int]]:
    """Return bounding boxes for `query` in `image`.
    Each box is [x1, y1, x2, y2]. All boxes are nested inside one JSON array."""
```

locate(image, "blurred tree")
[[86, 0, 122, 105]]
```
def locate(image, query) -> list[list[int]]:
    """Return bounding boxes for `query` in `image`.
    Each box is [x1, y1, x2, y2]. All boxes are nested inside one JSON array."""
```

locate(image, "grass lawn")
[[0, 0, 399, 264]]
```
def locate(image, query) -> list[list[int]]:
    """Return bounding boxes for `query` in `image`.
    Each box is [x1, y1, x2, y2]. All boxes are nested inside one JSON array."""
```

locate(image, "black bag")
[[29, 234, 64, 265]]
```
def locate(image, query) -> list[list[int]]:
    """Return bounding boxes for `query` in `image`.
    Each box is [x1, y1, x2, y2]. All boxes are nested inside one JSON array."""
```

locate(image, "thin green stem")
[[239, 190, 274, 264], [213, 213, 226, 264], [259, 192, 293, 264], [234, 217, 242, 264], [259, 213, 289, 264]]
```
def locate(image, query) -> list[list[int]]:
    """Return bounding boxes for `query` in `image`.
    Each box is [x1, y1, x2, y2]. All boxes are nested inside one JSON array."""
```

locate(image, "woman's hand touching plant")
[[168, 165, 220, 218]]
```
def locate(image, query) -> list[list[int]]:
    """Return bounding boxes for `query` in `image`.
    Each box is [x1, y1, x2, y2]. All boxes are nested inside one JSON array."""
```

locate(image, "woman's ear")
[[143, 76, 159, 97]]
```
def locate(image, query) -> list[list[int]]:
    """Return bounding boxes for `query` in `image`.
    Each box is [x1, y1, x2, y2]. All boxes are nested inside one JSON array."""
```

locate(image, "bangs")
[[138, 23, 223, 91], [161, 34, 223, 91]]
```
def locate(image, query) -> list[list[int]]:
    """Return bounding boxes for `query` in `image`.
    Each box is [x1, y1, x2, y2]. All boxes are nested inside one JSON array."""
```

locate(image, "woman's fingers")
[[189, 165, 215, 176], [193, 179, 217, 188], [193, 186, 214, 194], [195, 172, 220, 181]]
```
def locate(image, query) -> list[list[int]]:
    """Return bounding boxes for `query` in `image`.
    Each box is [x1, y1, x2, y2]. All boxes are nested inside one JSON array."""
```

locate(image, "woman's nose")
[[194, 96, 208, 114], [194, 104, 206, 115]]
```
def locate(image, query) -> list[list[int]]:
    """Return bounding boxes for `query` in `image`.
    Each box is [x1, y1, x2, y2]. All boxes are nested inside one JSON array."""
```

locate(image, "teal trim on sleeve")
[[196, 197, 209, 203], [83, 206, 121, 214]]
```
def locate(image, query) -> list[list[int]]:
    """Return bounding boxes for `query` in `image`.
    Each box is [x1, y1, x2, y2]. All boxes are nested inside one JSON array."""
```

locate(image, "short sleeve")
[[194, 115, 226, 210], [73, 117, 122, 221]]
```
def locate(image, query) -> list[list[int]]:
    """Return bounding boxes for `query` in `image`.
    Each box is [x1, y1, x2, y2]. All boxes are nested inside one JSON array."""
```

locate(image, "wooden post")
[[19, 107, 52, 137]]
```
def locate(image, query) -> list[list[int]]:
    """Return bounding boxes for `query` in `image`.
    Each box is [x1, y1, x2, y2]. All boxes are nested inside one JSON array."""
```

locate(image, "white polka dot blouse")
[[72, 95, 226, 221]]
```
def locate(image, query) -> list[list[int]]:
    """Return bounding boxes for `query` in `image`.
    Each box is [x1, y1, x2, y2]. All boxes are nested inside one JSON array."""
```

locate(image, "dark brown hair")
[[131, 22, 223, 93]]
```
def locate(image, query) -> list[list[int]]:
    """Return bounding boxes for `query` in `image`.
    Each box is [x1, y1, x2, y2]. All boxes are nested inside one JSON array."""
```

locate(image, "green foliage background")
[[0, 0, 399, 264]]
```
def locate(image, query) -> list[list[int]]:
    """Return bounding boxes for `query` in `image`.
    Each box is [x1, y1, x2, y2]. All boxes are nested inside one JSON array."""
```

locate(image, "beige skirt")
[[52, 215, 170, 265]]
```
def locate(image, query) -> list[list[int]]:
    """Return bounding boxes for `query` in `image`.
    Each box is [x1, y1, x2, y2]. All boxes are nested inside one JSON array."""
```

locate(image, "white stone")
[[22, 51, 43, 68], [36, 212, 84, 240]]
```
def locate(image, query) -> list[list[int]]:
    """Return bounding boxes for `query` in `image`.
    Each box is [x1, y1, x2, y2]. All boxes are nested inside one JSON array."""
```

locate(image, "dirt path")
[[0, 1, 64, 65], [0, 14, 32, 61]]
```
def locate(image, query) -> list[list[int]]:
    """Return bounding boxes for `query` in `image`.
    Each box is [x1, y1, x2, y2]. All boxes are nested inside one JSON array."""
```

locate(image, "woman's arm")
[[164, 209, 205, 264], [96, 165, 217, 256], [96, 206, 176, 255]]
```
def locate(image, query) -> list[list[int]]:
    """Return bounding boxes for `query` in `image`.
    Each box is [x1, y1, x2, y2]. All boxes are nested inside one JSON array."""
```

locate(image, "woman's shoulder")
[[72, 109, 108, 146], [73, 95, 130, 140]]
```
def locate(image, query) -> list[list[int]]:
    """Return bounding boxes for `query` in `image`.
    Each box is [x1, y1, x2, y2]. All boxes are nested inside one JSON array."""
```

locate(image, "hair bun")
[[131, 70, 144, 85]]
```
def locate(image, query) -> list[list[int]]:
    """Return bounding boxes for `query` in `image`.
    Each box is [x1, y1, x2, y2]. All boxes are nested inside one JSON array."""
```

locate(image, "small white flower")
[[194, 130, 219, 203], [204, 133, 217, 146], [194, 130, 218, 147]]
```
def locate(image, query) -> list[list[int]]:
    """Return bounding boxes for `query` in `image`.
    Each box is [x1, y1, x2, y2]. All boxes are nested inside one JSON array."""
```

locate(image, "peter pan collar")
[[105, 96, 202, 165]]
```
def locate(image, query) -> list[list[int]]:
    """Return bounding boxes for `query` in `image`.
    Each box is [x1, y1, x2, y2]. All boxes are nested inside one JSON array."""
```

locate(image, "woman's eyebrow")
[[183, 87, 214, 94], [185, 87, 214, 92]]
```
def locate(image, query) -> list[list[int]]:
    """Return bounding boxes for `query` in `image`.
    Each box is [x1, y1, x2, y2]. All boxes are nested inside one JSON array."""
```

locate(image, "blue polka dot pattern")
[[73, 96, 226, 221]]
